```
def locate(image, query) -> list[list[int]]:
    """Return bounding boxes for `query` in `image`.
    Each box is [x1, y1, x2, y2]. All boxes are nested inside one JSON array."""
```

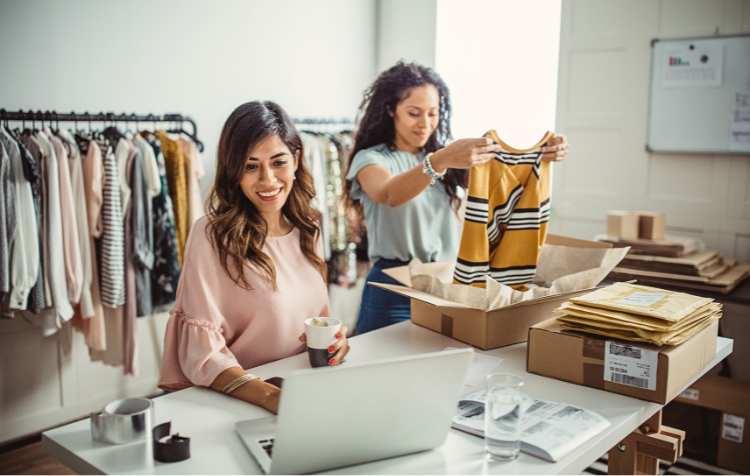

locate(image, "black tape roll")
[[152, 422, 190, 463]]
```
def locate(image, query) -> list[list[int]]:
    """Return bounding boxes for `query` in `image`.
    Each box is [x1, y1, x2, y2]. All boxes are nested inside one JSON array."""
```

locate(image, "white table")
[[43, 321, 733, 475]]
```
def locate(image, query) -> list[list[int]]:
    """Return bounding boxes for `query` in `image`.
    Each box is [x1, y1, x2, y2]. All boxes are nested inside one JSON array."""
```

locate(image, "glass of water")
[[484, 372, 524, 461]]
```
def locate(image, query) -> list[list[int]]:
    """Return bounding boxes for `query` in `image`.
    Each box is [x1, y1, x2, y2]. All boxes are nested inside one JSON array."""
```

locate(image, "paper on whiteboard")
[[444, 347, 503, 386], [662, 43, 723, 87], [730, 92, 750, 152]]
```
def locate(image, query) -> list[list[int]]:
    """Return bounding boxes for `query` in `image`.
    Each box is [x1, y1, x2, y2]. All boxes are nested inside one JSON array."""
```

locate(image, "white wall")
[[436, 0, 562, 145], [552, 0, 750, 261], [0, 0, 377, 198], [377, 0, 437, 72], [0, 0, 377, 444]]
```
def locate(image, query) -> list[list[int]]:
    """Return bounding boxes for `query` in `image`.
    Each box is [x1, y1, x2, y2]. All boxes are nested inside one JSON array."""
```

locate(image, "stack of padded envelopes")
[[553, 282, 722, 346]]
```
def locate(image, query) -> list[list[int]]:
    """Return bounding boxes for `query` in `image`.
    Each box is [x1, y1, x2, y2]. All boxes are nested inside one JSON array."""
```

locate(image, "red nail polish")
[[328, 346, 335, 353], [335, 332, 342, 339], [329, 358, 336, 366]]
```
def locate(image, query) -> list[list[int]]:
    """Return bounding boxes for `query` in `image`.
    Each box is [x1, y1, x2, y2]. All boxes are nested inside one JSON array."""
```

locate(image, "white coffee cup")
[[304, 317, 342, 367]]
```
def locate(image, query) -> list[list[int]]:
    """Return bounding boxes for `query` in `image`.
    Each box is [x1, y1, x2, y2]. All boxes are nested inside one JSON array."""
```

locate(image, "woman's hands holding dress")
[[299, 325, 350, 366], [540, 134, 569, 162], [429, 138, 502, 172]]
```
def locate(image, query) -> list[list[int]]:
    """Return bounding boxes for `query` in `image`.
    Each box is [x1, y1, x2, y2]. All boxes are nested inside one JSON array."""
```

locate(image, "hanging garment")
[[0, 140, 14, 317], [123, 143, 138, 376], [155, 131, 188, 267], [97, 138, 126, 307], [300, 132, 330, 259], [177, 135, 204, 227], [10, 130, 45, 313], [45, 129, 83, 305], [23, 131, 73, 335], [143, 133, 180, 310], [1, 128, 38, 314], [59, 130, 94, 318], [453, 130, 556, 289], [70, 135, 106, 351], [130, 143, 154, 318], [133, 134, 161, 198]]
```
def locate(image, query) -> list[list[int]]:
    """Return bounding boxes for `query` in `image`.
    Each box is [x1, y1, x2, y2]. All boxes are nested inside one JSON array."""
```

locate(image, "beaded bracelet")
[[422, 152, 446, 185]]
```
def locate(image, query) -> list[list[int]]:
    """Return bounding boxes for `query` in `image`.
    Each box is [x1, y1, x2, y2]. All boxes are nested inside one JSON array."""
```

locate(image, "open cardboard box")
[[369, 234, 613, 350]]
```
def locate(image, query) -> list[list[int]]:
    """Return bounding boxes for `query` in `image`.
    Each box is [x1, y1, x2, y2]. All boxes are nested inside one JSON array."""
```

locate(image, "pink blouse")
[[158, 216, 330, 392]]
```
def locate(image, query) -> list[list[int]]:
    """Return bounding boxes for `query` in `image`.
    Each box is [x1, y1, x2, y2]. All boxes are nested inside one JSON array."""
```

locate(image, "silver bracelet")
[[422, 152, 446, 185], [221, 373, 259, 394]]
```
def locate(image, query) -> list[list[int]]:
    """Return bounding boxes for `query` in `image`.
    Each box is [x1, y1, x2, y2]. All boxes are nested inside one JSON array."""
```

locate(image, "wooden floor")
[[0, 441, 76, 475]]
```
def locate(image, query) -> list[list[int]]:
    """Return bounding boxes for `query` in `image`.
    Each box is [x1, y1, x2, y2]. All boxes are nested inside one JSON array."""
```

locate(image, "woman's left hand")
[[299, 325, 351, 366], [541, 134, 569, 162]]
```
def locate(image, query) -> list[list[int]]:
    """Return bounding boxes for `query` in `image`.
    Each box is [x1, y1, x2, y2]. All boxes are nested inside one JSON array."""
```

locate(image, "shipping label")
[[678, 388, 700, 401], [722, 414, 745, 443], [604, 341, 658, 391], [616, 292, 669, 307]]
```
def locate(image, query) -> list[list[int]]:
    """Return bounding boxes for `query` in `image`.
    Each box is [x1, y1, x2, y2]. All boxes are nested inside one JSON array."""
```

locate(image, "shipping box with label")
[[371, 235, 619, 350], [527, 317, 718, 404], [674, 374, 749, 473]]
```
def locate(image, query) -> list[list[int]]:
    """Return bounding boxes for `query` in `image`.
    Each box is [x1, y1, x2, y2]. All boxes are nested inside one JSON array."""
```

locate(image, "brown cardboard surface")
[[607, 211, 640, 240], [409, 290, 594, 350], [674, 374, 750, 416], [527, 318, 718, 404], [638, 211, 666, 241], [673, 374, 750, 473]]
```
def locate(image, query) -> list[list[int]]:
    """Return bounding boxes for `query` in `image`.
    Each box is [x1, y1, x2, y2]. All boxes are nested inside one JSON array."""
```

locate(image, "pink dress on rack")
[[158, 216, 330, 392]]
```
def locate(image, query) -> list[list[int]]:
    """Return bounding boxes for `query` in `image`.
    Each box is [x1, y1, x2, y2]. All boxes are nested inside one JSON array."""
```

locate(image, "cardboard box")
[[638, 211, 666, 241], [607, 211, 640, 240], [370, 235, 613, 350], [527, 317, 718, 404], [674, 374, 750, 473]]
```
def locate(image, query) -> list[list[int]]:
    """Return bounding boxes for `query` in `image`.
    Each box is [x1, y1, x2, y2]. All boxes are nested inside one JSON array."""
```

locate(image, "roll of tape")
[[91, 398, 154, 445], [152, 422, 190, 463]]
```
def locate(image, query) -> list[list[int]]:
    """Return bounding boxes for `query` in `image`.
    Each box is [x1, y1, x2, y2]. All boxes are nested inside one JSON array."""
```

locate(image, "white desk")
[[43, 321, 733, 475]]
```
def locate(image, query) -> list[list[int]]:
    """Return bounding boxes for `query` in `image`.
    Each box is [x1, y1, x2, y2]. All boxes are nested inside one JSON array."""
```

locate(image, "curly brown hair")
[[343, 61, 467, 220], [206, 101, 326, 291]]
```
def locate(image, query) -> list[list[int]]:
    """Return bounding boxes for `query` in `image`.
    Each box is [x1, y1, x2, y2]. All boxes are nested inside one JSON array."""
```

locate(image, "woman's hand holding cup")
[[299, 318, 350, 367]]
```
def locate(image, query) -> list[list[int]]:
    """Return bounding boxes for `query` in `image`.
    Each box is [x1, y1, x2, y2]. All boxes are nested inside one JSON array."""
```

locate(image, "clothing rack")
[[0, 109, 204, 152], [292, 117, 353, 125]]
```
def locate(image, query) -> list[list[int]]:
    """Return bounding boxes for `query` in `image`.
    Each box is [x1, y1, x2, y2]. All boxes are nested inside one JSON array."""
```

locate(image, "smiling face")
[[240, 134, 299, 224], [391, 84, 440, 154]]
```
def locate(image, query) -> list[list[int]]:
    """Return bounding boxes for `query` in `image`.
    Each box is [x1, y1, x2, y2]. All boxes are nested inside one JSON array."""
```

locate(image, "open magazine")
[[452, 388, 610, 462]]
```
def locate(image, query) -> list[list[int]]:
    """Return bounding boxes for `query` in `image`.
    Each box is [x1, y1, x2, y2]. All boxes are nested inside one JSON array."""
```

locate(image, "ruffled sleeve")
[[158, 218, 241, 392]]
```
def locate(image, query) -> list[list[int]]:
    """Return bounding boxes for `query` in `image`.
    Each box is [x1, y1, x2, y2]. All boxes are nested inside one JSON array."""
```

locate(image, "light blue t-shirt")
[[346, 143, 459, 263]]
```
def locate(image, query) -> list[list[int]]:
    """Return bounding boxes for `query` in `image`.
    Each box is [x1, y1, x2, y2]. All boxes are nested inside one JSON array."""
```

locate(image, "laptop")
[[235, 348, 473, 474]]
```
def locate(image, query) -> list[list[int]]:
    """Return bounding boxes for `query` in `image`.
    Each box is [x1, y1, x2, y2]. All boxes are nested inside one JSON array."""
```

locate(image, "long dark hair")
[[206, 101, 326, 291], [343, 61, 467, 219]]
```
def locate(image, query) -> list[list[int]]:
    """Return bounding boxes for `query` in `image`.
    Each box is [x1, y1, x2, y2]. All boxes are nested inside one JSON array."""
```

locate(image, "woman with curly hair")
[[159, 101, 350, 413], [344, 61, 568, 334]]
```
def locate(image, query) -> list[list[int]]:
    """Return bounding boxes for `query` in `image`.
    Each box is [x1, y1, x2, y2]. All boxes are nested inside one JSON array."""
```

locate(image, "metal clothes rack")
[[292, 117, 354, 132], [0, 109, 204, 151], [292, 118, 353, 125]]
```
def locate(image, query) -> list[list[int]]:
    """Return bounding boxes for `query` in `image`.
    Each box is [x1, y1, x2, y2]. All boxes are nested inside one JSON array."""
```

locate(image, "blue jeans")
[[356, 259, 412, 335]]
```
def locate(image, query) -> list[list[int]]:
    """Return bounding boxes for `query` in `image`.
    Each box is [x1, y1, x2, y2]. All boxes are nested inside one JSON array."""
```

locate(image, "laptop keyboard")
[[257, 438, 274, 457]]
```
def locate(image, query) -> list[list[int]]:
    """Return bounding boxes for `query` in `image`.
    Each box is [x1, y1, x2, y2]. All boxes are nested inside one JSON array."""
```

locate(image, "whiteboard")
[[648, 34, 750, 154]]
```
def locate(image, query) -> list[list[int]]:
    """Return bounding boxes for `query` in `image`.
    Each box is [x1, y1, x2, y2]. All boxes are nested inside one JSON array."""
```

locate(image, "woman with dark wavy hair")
[[159, 101, 349, 413], [344, 61, 568, 334]]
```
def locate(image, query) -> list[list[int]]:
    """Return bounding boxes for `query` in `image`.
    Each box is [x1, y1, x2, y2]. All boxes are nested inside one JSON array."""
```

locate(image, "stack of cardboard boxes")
[[599, 211, 750, 294]]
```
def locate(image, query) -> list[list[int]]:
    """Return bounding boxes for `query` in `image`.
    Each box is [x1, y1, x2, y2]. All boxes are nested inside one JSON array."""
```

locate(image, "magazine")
[[452, 388, 610, 462]]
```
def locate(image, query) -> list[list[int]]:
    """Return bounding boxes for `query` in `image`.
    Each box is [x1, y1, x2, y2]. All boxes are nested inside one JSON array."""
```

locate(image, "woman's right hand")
[[430, 138, 501, 172]]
